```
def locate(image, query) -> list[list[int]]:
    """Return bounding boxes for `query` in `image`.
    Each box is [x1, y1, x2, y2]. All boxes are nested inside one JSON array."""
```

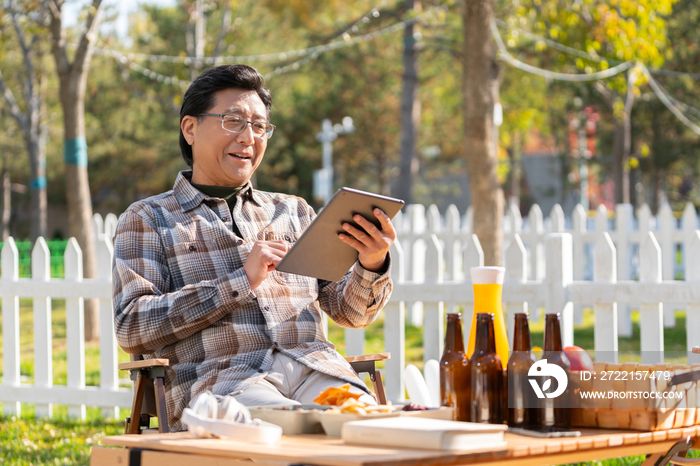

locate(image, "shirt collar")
[[173, 171, 257, 212]]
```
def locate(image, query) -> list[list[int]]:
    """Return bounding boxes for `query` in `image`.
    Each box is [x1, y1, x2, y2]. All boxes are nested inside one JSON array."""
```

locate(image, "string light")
[[640, 64, 700, 136], [89, 0, 393, 67], [495, 18, 700, 81], [492, 20, 700, 137], [491, 21, 635, 82], [265, 3, 448, 79]]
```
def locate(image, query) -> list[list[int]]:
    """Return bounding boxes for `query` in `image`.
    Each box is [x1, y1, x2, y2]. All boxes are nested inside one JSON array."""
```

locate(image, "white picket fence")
[[342, 201, 700, 403], [1, 203, 700, 420]]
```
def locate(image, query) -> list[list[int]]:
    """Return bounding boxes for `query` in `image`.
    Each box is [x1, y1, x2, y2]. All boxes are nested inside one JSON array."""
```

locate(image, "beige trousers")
[[232, 351, 376, 406]]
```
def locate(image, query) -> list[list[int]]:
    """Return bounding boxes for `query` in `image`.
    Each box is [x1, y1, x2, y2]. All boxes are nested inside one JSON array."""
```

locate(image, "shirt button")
[[223, 217, 229, 222], [236, 239, 243, 245], [188, 245, 196, 251], [257, 369, 264, 373], [263, 306, 270, 311], [232, 290, 239, 298], [284, 235, 291, 241]]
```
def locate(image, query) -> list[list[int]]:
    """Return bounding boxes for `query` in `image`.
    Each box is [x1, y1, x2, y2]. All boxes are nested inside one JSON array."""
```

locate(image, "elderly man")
[[112, 64, 396, 431]]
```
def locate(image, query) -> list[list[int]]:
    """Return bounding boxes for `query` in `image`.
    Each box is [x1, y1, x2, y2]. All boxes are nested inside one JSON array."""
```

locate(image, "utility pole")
[[314, 117, 355, 205]]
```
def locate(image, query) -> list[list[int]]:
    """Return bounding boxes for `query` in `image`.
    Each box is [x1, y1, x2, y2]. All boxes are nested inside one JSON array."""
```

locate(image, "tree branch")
[[72, 0, 103, 75], [43, 0, 70, 76], [212, 0, 232, 58], [0, 66, 27, 129], [8, 5, 38, 120]]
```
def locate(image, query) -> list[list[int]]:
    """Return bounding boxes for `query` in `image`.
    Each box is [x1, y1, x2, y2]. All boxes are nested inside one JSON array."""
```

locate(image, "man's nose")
[[236, 123, 256, 145]]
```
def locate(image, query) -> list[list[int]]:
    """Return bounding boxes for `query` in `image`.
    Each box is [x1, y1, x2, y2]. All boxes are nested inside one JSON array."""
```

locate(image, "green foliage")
[[0, 240, 68, 278]]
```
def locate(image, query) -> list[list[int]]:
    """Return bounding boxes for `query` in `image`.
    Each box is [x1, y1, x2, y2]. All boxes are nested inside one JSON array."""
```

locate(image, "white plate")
[[318, 407, 454, 436]]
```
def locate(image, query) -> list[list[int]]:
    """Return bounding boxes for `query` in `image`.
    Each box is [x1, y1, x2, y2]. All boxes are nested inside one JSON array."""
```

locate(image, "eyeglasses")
[[197, 113, 275, 139]]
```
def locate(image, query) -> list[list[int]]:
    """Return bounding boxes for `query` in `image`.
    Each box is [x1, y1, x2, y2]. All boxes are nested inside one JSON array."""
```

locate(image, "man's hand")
[[243, 240, 289, 290], [338, 208, 397, 273]]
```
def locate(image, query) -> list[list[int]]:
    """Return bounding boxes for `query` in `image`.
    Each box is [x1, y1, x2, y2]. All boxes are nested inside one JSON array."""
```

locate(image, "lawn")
[[0, 300, 696, 465]]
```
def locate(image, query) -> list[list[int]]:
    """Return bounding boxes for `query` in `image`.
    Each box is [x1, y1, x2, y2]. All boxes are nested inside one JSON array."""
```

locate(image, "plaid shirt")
[[112, 171, 392, 430]]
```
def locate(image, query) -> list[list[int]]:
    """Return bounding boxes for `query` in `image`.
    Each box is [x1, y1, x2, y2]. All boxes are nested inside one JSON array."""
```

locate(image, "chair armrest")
[[344, 353, 390, 364], [118, 359, 170, 371]]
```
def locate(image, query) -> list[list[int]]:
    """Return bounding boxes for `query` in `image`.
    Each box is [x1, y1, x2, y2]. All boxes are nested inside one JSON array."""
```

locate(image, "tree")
[[463, 0, 503, 266], [511, 0, 678, 204], [0, 1, 48, 240], [43, 0, 104, 342], [397, 0, 421, 205]]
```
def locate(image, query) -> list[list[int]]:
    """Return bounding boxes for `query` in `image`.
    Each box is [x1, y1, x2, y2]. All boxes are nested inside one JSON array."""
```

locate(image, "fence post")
[[545, 233, 574, 348], [2, 237, 21, 416], [527, 204, 545, 282], [384, 241, 405, 403], [572, 204, 588, 325], [33, 237, 53, 418], [639, 232, 664, 364], [407, 204, 426, 326], [505, 234, 527, 348], [65, 238, 86, 419], [93, 213, 104, 241], [97, 236, 119, 419], [615, 204, 634, 337], [104, 213, 119, 241], [462, 234, 484, 340], [550, 204, 565, 233], [658, 202, 677, 327], [686, 231, 700, 364], [423, 235, 444, 365], [445, 205, 462, 282], [593, 232, 618, 363]]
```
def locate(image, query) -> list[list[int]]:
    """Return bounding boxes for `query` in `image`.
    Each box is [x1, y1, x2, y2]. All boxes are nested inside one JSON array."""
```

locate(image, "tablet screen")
[[274, 188, 404, 281]]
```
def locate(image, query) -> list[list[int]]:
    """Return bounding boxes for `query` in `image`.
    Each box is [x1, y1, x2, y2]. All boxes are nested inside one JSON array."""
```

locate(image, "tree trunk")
[[46, 0, 104, 343], [462, 0, 503, 266], [187, 0, 206, 80], [60, 77, 99, 342], [611, 74, 636, 204], [397, 0, 421, 205], [1, 158, 10, 240], [27, 133, 47, 241]]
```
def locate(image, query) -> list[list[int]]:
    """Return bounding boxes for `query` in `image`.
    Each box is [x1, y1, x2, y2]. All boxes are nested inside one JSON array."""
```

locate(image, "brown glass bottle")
[[507, 313, 540, 427], [440, 313, 471, 421], [542, 313, 571, 429], [470, 313, 504, 424]]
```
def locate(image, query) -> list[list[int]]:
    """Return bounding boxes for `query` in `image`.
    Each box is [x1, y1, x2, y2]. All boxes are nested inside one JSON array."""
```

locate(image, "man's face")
[[182, 88, 268, 187]]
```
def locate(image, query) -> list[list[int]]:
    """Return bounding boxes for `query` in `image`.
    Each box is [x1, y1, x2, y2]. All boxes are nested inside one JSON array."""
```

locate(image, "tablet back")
[[275, 187, 404, 281]]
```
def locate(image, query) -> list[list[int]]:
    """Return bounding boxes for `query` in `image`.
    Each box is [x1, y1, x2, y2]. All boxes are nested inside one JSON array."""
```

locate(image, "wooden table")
[[90, 426, 700, 466]]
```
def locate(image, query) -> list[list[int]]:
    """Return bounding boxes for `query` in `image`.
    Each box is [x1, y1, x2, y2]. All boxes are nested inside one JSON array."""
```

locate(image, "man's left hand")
[[338, 208, 396, 273]]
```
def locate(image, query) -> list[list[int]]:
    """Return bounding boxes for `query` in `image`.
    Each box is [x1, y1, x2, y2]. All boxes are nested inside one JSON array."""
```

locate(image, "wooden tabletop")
[[93, 426, 700, 466]]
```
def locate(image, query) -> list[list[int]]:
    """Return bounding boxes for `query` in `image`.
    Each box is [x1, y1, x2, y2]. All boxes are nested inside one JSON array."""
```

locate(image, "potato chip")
[[313, 384, 363, 406]]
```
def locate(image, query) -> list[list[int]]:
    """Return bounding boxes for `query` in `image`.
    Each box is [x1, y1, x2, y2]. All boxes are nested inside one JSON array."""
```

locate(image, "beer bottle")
[[440, 313, 470, 421], [507, 313, 540, 428], [470, 312, 504, 424], [542, 313, 571, 429]]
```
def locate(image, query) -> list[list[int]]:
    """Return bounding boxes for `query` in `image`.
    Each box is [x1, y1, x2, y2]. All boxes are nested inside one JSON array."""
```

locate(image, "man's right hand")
[[243, 240, 289, 290]]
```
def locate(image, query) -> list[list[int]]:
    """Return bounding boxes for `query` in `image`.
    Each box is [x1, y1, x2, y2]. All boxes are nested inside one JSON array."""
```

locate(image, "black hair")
[[179, 64, 272, 167]]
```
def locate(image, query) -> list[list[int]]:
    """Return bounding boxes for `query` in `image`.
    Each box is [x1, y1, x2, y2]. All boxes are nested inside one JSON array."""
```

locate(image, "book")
[[341, 417, 508, 452]]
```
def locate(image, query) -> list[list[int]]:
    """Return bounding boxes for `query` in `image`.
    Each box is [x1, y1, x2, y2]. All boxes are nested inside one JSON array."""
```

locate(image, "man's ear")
[[181, 115, 197, 145]]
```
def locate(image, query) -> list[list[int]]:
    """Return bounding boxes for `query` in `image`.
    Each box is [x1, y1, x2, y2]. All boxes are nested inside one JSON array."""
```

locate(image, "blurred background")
[[1, 0, 698, 242]]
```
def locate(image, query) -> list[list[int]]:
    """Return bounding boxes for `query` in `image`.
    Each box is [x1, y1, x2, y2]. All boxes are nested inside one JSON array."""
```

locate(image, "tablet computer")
[[275, 187, 405, 281]]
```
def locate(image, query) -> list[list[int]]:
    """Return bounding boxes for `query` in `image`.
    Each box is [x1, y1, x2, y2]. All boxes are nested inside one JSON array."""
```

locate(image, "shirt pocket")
[[165, 239, 248, 287], [269, 231, 316, 291]]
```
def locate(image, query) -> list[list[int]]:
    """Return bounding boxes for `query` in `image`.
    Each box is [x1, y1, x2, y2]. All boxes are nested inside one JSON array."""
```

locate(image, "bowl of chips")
[[313, 385, 455, 436], [313, 385, 400, 436]]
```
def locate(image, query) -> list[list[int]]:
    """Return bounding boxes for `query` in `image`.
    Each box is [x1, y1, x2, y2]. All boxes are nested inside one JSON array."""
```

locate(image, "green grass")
[[0, 302, 696, 465]]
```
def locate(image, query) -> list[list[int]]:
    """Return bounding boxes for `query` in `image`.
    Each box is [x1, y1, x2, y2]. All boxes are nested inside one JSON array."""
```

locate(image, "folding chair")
[[120, 352, 390, 434]]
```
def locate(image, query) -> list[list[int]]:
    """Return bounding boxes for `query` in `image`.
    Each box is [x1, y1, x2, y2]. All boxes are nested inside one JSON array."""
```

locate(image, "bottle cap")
[[470, 266, 505, 284]]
